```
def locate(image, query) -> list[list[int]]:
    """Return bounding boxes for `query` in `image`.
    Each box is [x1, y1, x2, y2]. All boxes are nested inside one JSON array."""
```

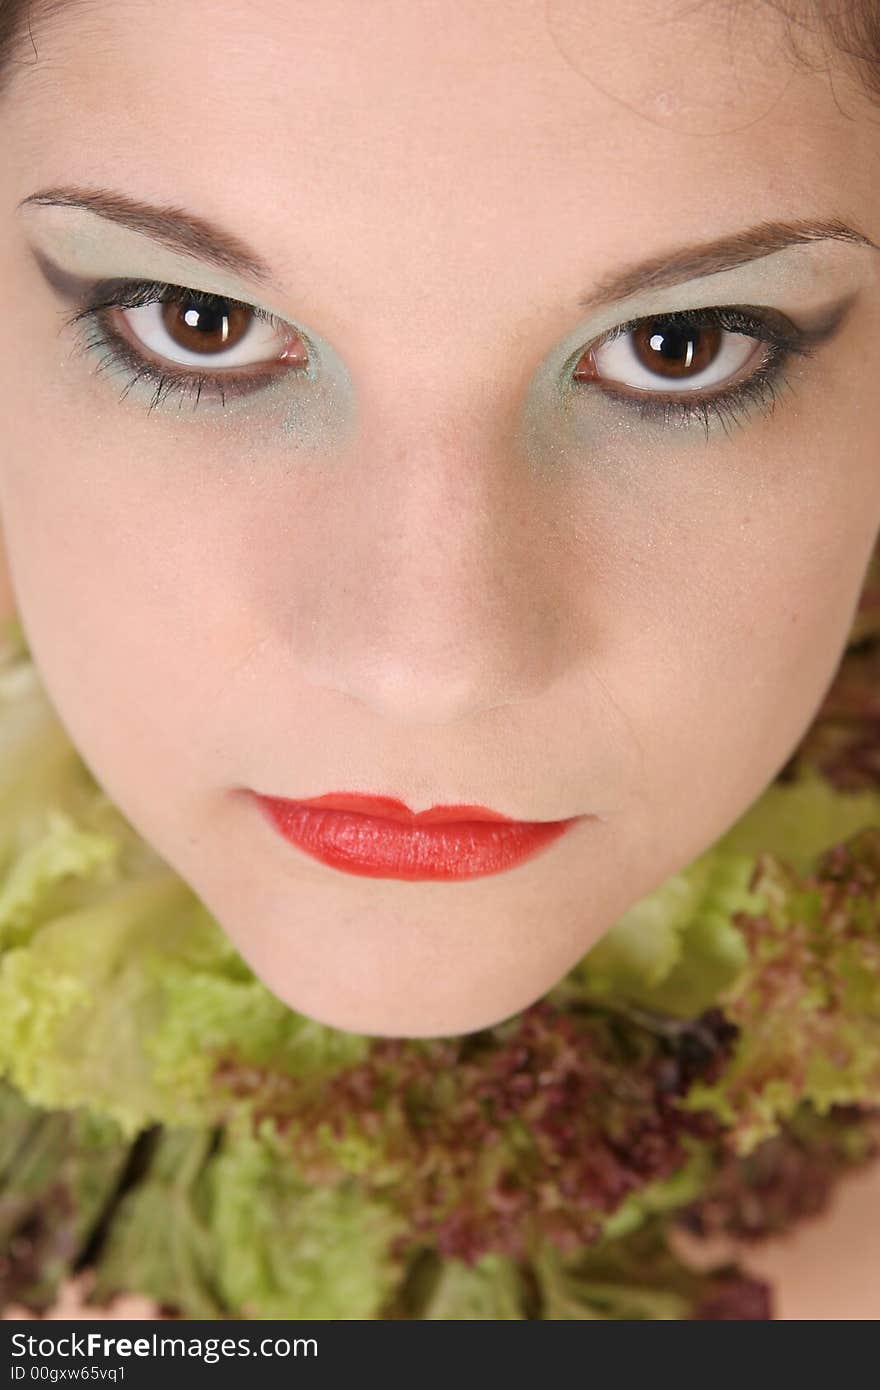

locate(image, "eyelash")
[[573, 304, 820, 439], [64, 280, 821, 434], [64, 279, 295, 412]]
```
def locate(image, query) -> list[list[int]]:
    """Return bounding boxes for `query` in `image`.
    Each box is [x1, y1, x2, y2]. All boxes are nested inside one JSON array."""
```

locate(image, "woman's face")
[[0, 0, 878, 1036]]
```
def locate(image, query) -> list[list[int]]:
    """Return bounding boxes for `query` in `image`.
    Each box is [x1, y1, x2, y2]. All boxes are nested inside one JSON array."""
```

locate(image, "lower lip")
[[251, 793, 582, 881]]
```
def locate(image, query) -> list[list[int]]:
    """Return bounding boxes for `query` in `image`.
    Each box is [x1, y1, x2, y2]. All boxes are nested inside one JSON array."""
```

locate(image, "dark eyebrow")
[[579, 217, 879, 311], [17, 189, 878, 310], [17, 184, 276, 287]]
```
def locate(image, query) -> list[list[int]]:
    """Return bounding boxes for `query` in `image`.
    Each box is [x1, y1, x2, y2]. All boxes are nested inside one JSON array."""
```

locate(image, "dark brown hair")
[[769, 0, 880, 103]]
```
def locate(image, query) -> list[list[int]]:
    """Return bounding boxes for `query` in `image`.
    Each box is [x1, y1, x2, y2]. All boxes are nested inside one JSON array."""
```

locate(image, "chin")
[[223, 923, 572, 1040], [165, 805, 628, 1040], [258, 979, 540, 1040]]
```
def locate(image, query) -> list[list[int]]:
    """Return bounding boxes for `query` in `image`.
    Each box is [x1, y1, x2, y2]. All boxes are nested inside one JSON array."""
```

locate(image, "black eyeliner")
[[28, 246, 98, 307], [33, 246, 860, 428], [570, 293, 860, 439], [47, 271, 296, 413]]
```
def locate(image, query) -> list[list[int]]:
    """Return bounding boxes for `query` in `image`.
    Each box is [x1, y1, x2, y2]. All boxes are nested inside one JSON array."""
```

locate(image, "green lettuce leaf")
[[556, 768, 880, 1020], [416, 1251, 527, 1319], [0, 1081, 131, 1312], [680, 827, 880, 1152], [91, 1122, 405, 1319]]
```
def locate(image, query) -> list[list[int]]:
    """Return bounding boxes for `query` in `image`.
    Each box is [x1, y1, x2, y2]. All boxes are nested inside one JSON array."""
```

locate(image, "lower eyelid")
[[105, 307, 299, 389], [104, 305, 288, 378], [585, 337, 774, 402], [68, 288, 831, 426], [70, 313, 284, 411], [581, 343, 796, 437]]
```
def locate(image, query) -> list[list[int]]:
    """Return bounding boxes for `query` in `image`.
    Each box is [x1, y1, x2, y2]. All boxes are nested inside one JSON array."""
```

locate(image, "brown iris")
[[574, 318, 723, 383], [160, 296, 252, 356]]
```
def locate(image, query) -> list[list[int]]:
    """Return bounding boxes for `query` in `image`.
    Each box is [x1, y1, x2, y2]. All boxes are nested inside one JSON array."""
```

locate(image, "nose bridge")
[[295, 407, 571, 726]]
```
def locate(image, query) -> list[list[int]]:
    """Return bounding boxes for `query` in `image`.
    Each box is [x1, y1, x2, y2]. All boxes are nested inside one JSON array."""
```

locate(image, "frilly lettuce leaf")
[[532, 1229, 695, 1319], [0, 1081, 131, 1311], [0, 871, 367, 1135], [206, 1124, 405, 1319], [416, 1251, 527, 1319], [87, 1121, 405, 1319], [558, 767, 880, 1020], [600, 1143, 715, 1240], [92, 1121, 403, 1319], [715, 765, 880, 867], [680, 827, 880, 1153]]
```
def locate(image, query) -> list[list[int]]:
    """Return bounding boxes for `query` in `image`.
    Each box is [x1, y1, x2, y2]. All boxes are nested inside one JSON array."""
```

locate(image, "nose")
[[288, 421, 576, 727]]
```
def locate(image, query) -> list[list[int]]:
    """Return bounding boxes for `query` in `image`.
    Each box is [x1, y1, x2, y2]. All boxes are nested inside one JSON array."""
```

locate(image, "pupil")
[[650, 325, 693, 365], [190, 305, 224, 336]]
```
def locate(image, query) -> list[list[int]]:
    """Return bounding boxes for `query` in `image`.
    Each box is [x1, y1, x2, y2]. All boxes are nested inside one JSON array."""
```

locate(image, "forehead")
[[9, 0, 880, 323]]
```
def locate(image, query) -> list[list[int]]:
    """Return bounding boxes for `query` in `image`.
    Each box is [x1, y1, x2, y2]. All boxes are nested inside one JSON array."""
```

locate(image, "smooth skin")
[[1, 0, 880, 1317], [0, 0, 879, 1036]]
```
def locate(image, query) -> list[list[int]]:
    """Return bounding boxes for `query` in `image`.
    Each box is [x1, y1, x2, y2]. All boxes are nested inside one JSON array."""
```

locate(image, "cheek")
[[0, 387, 242, 807], [612, 505, 879, 837], [576, 370, 880, 800]]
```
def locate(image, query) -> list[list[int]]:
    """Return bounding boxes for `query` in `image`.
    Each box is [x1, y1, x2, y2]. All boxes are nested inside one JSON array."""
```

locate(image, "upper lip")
[[256, 791, 567, 825]]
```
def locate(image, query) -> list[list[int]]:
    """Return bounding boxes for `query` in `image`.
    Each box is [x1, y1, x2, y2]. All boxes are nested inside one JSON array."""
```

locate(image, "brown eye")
[[159, 296, 254, 356], [573, 314, 761, 395], [111, 292, 308, 372], [624, 319, 722, 379]]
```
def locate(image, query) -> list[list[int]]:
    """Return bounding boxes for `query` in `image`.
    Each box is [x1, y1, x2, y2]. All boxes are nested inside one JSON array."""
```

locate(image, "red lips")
[[251, 790, 582, 881]]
